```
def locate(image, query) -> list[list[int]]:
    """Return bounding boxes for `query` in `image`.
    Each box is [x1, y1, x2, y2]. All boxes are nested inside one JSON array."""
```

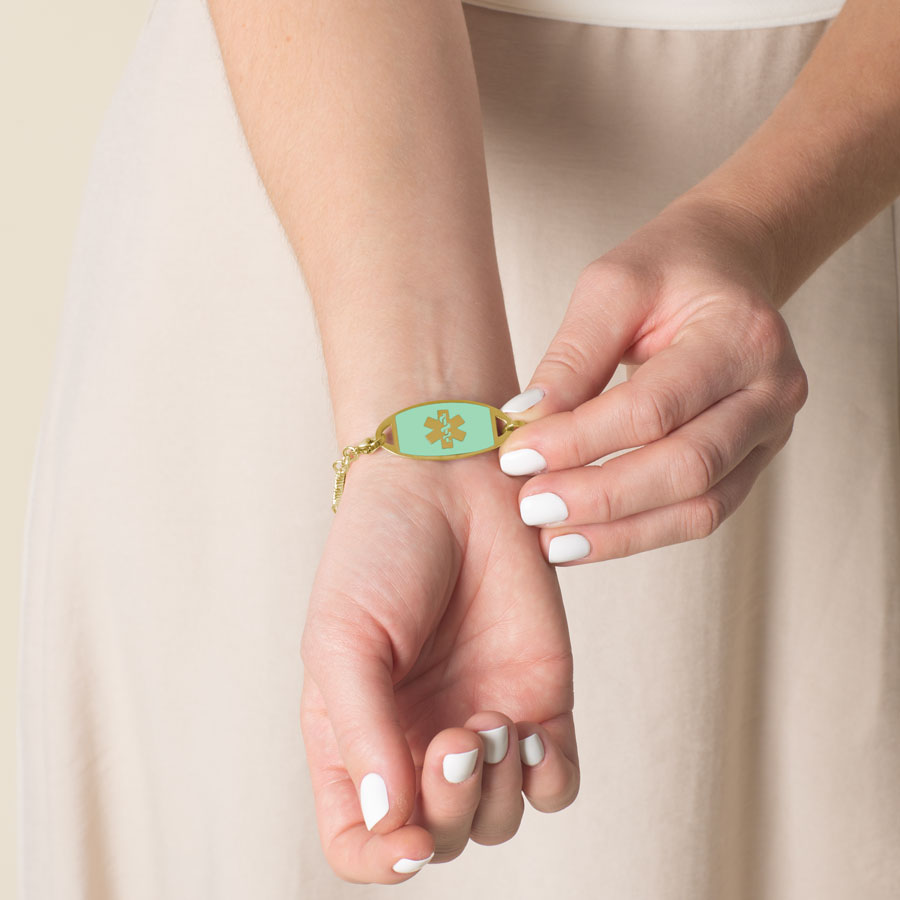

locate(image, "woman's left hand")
[[497, 193, 809, 565], [300, 450, 577, 883]]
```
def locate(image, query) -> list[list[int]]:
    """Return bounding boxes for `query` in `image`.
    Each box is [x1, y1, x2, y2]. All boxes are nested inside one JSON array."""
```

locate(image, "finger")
[[516, 713, 580, 813], [413, 727, 484, 863], [538, 439, 785, 565], [462, 712, 524, 845], [499, 263, 648, 421], [516, 386, 779, 528], [500, 323, 750, 476], [300, 678, 435, 883], [329, 826, 435, 883], [300, 608, 416, 835]]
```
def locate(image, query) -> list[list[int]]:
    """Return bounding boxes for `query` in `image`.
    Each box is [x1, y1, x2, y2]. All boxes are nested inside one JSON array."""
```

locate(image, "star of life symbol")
[[424, 409, 466, 449]]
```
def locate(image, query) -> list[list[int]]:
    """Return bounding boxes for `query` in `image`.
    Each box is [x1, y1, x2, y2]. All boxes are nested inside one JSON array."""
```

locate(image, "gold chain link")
[[501, 417, 526, 435], [331, 435, 385, 513]]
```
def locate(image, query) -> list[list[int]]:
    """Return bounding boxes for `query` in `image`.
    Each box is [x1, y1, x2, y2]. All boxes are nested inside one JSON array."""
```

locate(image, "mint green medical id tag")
[[331, 399, 526, 511], [374, 400, 520, 461]]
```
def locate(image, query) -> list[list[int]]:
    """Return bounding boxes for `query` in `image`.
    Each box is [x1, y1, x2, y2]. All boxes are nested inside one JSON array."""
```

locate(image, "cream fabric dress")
[[462, 0, 845, 28], [18, 1, 900, 897]]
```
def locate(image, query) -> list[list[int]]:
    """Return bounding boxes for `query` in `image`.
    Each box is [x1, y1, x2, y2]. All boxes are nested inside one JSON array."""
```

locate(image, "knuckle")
[[742, 305, 790, 367], [323, 845, 365, 885], [431, 843, 466, 864], [774, 421, 795, 452], [470, 813, 524, 846], [541, 334, 593, 382], [673, 438, 724, 497], [532, 768, 581, 813], [759, 426, 793, 462], [628, 384, 680, 444], [588, 478, 616, 522], [598, 523, 643, 561], [753, 362, 808, 428], [687, 492, 729, 540], [568, 406, 601, 464], [618, 528, 643, 559], [784, 364, 809, 412]]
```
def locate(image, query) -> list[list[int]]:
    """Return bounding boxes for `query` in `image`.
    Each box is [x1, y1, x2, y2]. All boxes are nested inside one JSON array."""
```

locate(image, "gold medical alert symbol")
[[424, 409, 466, 449]]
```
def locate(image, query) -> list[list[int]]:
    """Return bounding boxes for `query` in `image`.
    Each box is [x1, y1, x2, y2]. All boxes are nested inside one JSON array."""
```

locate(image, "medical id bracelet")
[[330, 400, 525, 512]]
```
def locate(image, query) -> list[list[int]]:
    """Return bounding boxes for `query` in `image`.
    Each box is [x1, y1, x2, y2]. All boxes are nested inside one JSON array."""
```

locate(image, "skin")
[[206, 0, 900, 884], [501, 0, 900, 562], [301, 451, 577, 882], [207, 0, 564, 880], [499, 199, 811, 561]]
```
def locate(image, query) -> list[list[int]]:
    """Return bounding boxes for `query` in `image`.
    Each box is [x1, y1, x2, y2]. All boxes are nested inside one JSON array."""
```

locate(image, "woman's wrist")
[[325, 284, 521, 448], [666, 0, 900, 308], [654, 190, 781, 302]]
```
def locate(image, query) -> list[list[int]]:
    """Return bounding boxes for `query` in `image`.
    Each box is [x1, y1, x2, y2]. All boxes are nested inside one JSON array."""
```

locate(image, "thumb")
[[501, 265, 645, 422], [300, 610, 416, 835]]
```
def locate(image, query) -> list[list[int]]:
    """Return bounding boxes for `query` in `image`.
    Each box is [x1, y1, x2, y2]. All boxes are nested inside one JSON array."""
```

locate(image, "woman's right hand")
[[300, 449, 579, 883]]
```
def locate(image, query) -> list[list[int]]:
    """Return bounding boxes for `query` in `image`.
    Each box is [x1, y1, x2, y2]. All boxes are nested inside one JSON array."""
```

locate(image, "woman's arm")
[[206, 0, 519, 449], [495, 0, 900, 564], [682, 0, 900, 307], [205, 2, 579, 884]]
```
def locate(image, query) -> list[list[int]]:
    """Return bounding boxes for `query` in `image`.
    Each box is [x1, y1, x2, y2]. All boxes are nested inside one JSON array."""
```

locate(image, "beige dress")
[[18, 1, 899, 897]]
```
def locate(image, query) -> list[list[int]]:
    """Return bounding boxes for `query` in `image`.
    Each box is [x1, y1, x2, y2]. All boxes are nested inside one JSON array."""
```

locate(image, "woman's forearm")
[[676, 0, 900, 307], [207, 0, 518, 446]]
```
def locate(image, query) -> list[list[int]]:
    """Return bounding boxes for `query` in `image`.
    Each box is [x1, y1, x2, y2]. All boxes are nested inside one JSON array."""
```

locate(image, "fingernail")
[[360, 772, 389, 830], [392, 851, 434, 874], [519, 733, 545, 767], [477, 725, 509, 764], [499, 448, 547, 476], [443, 748, 479, 783], [547, 533, 591, 563], [520, 492, 569, 526], [501, 386, 545, 414]]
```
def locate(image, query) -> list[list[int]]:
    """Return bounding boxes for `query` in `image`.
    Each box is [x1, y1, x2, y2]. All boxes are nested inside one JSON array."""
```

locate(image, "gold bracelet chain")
[[331, 435, 385, 513]]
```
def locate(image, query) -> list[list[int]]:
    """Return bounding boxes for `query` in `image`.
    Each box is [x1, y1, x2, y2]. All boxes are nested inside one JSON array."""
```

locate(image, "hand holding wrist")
[[494, 199, 808, 565]]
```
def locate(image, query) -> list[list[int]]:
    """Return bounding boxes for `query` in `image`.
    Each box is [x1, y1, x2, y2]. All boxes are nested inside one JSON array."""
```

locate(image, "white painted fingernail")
[[519, 733, 545, 767], [443, 748, 479, 783], [360, 772, 389, 830], [392, 851, 434, 874], [520, 492, 569, 526], [477, 725, 509, 764], [501, 387, 545, 414], [499, 448, 547, 476], [547, 533, 591, 563]]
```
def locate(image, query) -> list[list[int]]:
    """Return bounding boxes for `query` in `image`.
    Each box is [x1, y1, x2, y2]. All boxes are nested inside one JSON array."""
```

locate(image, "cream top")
[[461, 0, 845, 30]]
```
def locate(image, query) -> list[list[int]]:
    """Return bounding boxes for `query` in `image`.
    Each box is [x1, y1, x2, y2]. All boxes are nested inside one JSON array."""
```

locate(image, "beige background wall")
[[3, 2, 154, 895]]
